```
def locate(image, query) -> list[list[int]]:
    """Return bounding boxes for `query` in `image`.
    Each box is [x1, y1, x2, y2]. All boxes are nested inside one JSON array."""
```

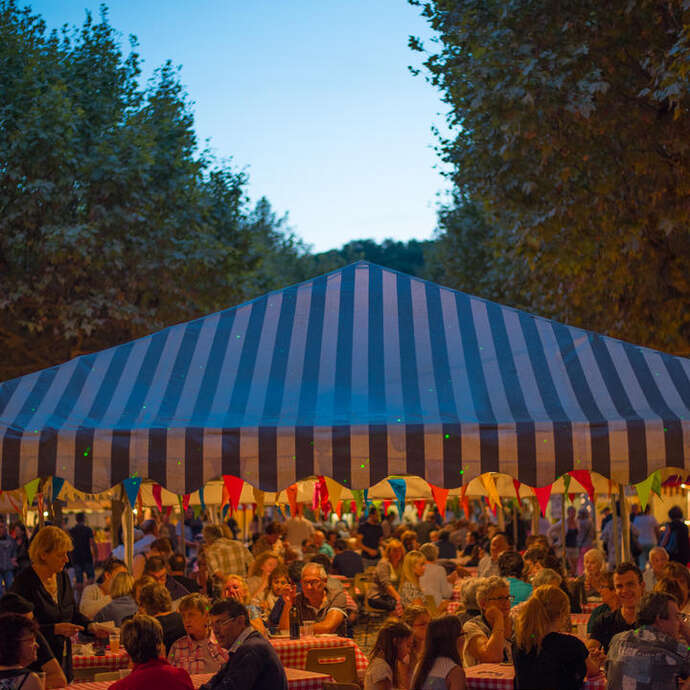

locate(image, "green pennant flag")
[[635, 473, 656, 510], [24, 478, 41, 507], [192, 504, 203, 519], [352, 490, 364, 516], [651, 470, 662, 497], [371, 499, 382, 514]]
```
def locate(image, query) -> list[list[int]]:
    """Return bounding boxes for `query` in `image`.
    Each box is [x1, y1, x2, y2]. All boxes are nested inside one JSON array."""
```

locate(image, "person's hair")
[[598, 571, 614, 590], [383, 539, 404, 572], [638, 592, 677, 626], [310, 553, 332, 572], [169, 553, 186, 572], [248, 551, 280, 577], [498, 551, 524, 578], [288, 561, 305, 585], [28, 526, 73, 564], [400, 550, 426, 590], [0, 593, 33, 615], [110, 572, 134, 599], [133, 575, 156, 603], [654, 577, 684, 605], [143, 556, 167, 574], [437, 529, 451, 543], [209, 598, 249, 625], [120, 615, 163, 664], [268, 565, 289, 588], [411, 615, 464, 690], [583, 549, 605, 567], [103, 557, 127, 575], [669, 506, 684, 521], [614, 562, 643, 584], [523, 547, 547, 566], [225, 575, 250, 604], [369, 620, 412, 688], [140, 519, 157, 535], [476, 576, 509, 608], [138, 582, 172, 615], [532, 568, 562, 588], [0, 614, 38, 666], [401, 530, 418, 551], [150, 538, 173, 556], [178, 593, 210, 615], [75, 512, 86, 523], [419, 542, 438, 562], [459, 577, 484, 611], [514, 585, 569, 653], [265, 522, 283, 536], [334, 539, 347, 552], [401, 604, 430, 628], [302, 561, 327, 581], [662, 561, 690, 602], [203, 525, 223, 543], [649, 546, 669, 561]]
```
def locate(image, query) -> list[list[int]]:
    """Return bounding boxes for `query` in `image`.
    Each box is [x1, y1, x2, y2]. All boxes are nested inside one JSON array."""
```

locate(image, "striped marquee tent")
[[0, 261, 688, 495]]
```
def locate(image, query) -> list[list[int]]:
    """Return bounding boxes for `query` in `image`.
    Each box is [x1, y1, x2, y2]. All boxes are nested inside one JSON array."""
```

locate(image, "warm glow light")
[[682, 484, 688, 489], [132, 508, 138, 515], [42, 511, 49, 517]]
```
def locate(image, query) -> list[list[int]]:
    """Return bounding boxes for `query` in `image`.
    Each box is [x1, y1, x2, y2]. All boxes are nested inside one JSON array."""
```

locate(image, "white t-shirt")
[[285, 517, 314, 547], [420, 562, 453, 605], [79, 583, 110, 619], [634, 514, 659, 545], [421, 656, 459, 690], [364, 657, 393, 690]]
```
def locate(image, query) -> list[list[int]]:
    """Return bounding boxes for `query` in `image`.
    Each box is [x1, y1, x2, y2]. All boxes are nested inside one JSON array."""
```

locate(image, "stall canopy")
[[0, 261, 688, 495]]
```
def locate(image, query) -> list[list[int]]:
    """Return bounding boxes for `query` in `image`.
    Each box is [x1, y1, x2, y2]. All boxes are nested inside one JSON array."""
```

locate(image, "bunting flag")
[[286, 484, 298, 516], [122, 476, 142, 509], [568, 493, 576, 503], [415, 500, 426, 519], [165, 505, 173, 518], [569, 470, 595, 503], [651, 470, 662, 498], [372, 499, 382, 515], [24, 478, 40, 507], [199, 486, 206, 513], [512, 479, 521, 504], [352, 490, 364, 516], [335, 500, 343, 518], [312, 481, 320, 512], [324, 477, 343, 510], [192, 504, 202, 519], [221, 504, 229, 519], [387, 477, 407, 518], [364, 488, 370, 511], [382, 499, 391, 516], [51, 477, 65, 503], [317, 476, 330, 513], [460, 485, 470, 518], [182, 494, 191, 512], [350, 500, 357, 515], [481, 474, 501, 510], [430, 485, 449, 519], [533, 484, 553, 517], [635, 473, 656, 510], [152, 485, 163, 513], [223, 475, 244, 511], [253, 486, 265, 517]]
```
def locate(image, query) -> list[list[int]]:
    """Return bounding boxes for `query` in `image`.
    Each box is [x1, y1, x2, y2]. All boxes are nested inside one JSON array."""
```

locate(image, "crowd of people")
[[0, 501, 686, 689]]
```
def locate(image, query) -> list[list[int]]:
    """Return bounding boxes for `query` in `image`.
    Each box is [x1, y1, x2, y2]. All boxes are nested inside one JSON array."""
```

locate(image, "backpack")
[[660, 522, 679, 557]]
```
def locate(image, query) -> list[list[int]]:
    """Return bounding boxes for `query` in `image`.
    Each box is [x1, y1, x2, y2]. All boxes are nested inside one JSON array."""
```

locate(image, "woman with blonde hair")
[[399, 551, 427, 607], [94, 572, 137, 626], [246, 552, 281, 598], [513, 585, 603, 689], [223, 575, 266, 635], [367, 539, 405, 614]]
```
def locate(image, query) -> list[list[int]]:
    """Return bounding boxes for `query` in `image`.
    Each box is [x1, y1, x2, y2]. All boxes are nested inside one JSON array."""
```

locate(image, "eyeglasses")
[[211, 616, 236, 631], [487, 595, 514, 604], [302, 579, 324, 587]]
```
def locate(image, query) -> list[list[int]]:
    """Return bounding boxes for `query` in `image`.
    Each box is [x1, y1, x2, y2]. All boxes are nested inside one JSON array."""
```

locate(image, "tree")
[[411, 0, 690, 355]]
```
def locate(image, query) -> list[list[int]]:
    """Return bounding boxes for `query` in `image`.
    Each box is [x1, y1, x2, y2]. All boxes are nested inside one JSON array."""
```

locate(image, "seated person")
[[79, 557, 128, 619], [169, 554, 201, 594], [143, 556, 189, 602], [111, 615, 193, 690], [332, 539, 364, 578], [137, 583, 186, 653], [399, 551, 427, 607], [168, 594, 228, 674], [278, 562, 353, 636], [569, 549, 605, 613], [587, 571, 618, 634], [252, 566, 290, 632], [0, 594, 66, 689], [223, 575, 266, 635], [498, 551, 532, 606], [94, 572, 138, 627], [0, 613, 46, 690]]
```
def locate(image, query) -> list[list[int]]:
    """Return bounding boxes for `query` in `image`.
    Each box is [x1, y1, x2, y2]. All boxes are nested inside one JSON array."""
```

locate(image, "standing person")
[[366, 539, 404, 614], [660, 506, 690, 565], [363, 621, 413, 690], [10, 524, 29, 576], [69, 513, 96, 589], [513, 585, 604, 690], [202, 526, 254, 578], [284, 510, 314, 551], [576, 508, 594, 574], [201, 600, 288, 690], [358, 510, 384, 566], [634, 505, 660, 569], [411, 615, 466, 690], [0, 519, 17, 594], [9, 526, 105, 682]]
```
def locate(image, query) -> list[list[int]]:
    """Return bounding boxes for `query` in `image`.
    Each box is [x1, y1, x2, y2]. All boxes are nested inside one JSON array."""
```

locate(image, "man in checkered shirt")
[[202, 526, 254, 577]]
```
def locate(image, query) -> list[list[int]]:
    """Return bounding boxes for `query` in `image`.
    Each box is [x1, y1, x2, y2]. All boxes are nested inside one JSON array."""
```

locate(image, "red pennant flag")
[[569, 470, 595, 503], [415, 500, 426, 519], [7, 494, 20, 514], [182, 494, 191, 512], [512, 479, 521, 503], [336, 500, 343, 518], [568, 493, 576, 504], [430, 485, 450, 519], [317, 476, 329, 512], [533, 484, 553, 517], [383, 499, 392, 516], [350, 500, 357, 515], [152, 485, 163, 513], [460, 485, 470, 519], [222, 475, 244, 511], [165, 505, 173, 518], [286, 484, 298, 516]]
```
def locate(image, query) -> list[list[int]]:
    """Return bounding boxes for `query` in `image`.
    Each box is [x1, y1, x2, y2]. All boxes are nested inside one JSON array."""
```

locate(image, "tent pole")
[[512, 501, 518, 547], [122, 502, 134, 573], [531, 497, 539, 536], [560, 494, 567, 575], [611, 492, 620, 566], [619, 484, 631, 564]]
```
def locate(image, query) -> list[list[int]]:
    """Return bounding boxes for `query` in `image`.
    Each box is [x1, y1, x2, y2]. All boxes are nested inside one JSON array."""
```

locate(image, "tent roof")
[[1, 261, 688, 493]]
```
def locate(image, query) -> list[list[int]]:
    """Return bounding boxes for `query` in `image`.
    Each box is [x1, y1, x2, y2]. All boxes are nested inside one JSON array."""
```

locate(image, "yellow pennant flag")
[[323, 476, 344, 509], [634, 473, 656, 510], [252, 486, 265, 518], [481, 474, 501, 511]]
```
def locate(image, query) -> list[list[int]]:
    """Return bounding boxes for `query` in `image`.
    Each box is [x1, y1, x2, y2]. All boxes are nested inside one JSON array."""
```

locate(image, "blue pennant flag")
[[387, 477, 407, 518], [51, 477, 65, 502], [199, 486, 206, 513], [364, 488, 370, 510], [122, 476, 142, 508]]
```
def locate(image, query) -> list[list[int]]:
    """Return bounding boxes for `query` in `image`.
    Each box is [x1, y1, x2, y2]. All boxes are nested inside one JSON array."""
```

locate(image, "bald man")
[[478, 534, 511, 577]]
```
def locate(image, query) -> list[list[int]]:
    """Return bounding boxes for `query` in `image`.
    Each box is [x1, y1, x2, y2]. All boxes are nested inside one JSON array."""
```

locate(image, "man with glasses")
[[606, 592, 690, 690], [278, 562, 353, 637], [200, 600, 287, 690]]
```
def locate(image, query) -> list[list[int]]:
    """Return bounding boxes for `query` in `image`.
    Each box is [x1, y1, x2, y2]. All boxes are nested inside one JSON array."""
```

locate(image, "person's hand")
[[88, 623, 111, 638], [588, 646, 605, 669], [394, 600, 403, 617], [282, 584, 297, 605], [54, 622, 84, 637], [484, 606, 504, 629]]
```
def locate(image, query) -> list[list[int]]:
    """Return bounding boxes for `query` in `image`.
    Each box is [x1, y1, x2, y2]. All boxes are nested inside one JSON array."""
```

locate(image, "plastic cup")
[[36, 671, 46, 690], [109, 633, 120, 653]]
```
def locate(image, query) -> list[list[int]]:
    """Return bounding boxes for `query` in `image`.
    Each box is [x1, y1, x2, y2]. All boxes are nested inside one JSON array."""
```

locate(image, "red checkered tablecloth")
[[62, 668, 330, 690], [270, 635, 368, 678], [582, 601, 599, 613], [465, 664, 605, 690], [72, 649, 129, 670], [446, 600, 461, 614]]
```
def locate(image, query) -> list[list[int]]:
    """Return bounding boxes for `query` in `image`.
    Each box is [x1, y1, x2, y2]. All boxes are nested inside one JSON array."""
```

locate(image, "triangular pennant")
[[51, 477, 65, 503], [364, 488, 370, 510], [182, 494, 191, 512], [122, 476, 142, 509], [512, 479, 521, 504], [335, 500, 343, 518], [222, 504, 229, 519], [192, 504, 202, 519], [533, 484, 553, 517], [568, 493, 576, 503], [312, 480, 321, 511], [253, 487, 265, 518], [635, 473, 656, 510], [317, 476, 330, 513], [352, 490, 364, 515], [165, 505, 173, 518], [286, 484, 298, 516], [430, 485, 449, 519], [415, 500, 426, 519], [372, 499, 382, 514], [481, 474, 500, 510], [222, 476, 244, 511], [569, 470, 595, 503], [651, 470, 662, 498], [152, 485, 163, 513], [460, 485, 470, 518], [24, 478, 40, 507], [350, 500, 357, 515], [387, 477, 407, 518], [383, 499, 392, 516], [324, 477, 343, 509], [199, 486, 206, 512]]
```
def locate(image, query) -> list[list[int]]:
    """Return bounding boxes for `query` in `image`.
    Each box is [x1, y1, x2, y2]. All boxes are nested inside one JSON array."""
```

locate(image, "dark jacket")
[[10, 565, 91, 682], [200, 629, 288, 690], [166, 573, 190, 601]]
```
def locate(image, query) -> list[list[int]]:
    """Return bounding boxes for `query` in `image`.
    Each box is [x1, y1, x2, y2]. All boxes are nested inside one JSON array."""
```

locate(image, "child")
[[411, 615, 466, 690], [364, 621, 413, 690]]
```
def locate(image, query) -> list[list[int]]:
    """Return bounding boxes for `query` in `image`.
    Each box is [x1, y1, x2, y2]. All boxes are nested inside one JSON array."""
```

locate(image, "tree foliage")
[[0, 2, 300, 380], [411, 0, 690, 355]]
